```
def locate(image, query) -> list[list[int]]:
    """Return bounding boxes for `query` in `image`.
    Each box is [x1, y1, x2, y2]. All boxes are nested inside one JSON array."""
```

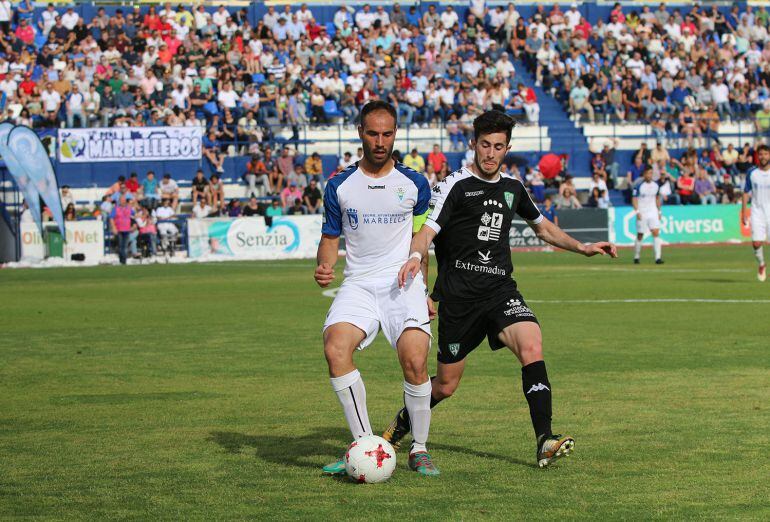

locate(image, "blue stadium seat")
[[251, 73, 265, 85], [325, 23, 336, 38], [324, 99, 342, 117], [202, 101, 219, 116]]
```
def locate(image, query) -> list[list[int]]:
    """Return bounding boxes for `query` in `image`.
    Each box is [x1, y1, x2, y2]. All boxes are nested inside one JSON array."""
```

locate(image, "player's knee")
[[400, 355, 428, 382], [323, 338, 353, 368], [433, 379, 458, 399], [518, 341, 543, 363]]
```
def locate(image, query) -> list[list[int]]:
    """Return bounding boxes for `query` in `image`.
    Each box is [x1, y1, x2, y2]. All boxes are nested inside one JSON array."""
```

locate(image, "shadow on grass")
[[431, 442, 534, 469], [208, 427, 350, 470]]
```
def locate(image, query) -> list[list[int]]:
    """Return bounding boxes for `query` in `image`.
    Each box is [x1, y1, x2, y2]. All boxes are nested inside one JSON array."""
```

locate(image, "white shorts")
[[636, 211, 661, 235], [751, 208, 770, 242], [323, 273, 431, 350]]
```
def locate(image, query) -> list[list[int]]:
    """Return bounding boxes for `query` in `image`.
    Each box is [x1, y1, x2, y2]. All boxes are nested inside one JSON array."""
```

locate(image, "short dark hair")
[[757, 144, 770, 154], [359, 100, 397, 128], [473, 110, 515, 143]]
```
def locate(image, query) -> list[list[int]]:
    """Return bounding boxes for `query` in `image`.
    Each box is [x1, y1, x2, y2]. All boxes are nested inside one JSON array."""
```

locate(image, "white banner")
[[58, 126, 203, 163], [187, 216, 322, 260], [21, 220, 105, 261]]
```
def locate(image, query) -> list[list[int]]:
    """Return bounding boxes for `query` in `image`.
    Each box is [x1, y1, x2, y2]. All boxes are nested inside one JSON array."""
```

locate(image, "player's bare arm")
[[315, 234, 339, 287], [741, 191, 750, 226], [531, 218, 618, 258], [398, 225, 437, 287]]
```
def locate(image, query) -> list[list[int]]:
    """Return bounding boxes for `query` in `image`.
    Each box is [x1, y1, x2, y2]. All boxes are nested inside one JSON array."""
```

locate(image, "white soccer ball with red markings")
[[344, 435, 396, 483]]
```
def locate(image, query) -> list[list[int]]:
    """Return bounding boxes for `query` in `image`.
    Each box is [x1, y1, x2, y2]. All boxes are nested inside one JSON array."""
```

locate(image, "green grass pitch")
[[1, 245, 769, 520]]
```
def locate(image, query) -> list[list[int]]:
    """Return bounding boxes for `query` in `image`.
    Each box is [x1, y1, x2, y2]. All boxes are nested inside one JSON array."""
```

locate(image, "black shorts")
[[436, 290, 539, 364]]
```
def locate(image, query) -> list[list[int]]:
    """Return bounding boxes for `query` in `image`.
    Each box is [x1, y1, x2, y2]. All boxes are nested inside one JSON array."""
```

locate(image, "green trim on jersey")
[[413, 210, 429, 233]]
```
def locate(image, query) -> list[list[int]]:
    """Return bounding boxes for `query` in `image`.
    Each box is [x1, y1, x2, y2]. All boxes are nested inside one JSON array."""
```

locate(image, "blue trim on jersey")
[[744, 167, 755, 193], [394, 162, 431, 215], [632, 184, 640, 197], [321, 162, 358, 236]]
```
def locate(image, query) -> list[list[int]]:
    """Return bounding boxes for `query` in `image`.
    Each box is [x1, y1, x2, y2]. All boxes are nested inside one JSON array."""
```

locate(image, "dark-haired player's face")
[[358, 110, 397, 168], [759, 148, 770, 169], [471, 132, 510, 177]]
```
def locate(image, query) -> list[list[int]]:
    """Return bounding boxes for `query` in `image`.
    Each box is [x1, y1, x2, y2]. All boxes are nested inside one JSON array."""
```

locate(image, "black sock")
[[521, 360, 553, 440]]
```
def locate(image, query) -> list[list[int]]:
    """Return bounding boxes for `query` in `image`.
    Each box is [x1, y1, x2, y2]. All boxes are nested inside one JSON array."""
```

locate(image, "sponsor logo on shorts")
[[526, 383, 550, 394], [448, 343, 460, 356], [455, 259, 506, 276], [465, 190, 484, 197], [503, 298, 535, 318], [404, 317, 419, 325]]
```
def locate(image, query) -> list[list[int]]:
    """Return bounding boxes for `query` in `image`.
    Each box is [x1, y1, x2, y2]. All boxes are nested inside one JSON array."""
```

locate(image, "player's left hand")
[[427, 297, 437, 320], [398, 258, 422, 288], [583, 242, 618, 258]]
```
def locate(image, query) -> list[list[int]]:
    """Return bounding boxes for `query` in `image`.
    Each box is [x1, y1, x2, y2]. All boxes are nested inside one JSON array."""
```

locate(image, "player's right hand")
[[398, 258, 421, 288], [315, 263, 335, 287]]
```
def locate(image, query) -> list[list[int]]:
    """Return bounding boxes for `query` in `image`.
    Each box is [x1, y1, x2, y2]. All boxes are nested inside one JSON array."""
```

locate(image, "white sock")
[[330, 369, 372, 439], [404, 380, 432, 454], [653, 236, 662, 260], [755, 246, 765, 266], [634, 238, 642, 259]]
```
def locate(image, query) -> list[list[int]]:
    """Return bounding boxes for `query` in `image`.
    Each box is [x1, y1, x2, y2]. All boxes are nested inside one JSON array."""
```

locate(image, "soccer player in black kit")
[[383, 110, 617, 468]]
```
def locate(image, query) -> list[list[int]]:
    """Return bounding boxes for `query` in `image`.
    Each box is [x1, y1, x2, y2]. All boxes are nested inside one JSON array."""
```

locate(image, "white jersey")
[[633, 180, 660, 214], [745, 167, 770, 213], [322, 162, 431, 280]]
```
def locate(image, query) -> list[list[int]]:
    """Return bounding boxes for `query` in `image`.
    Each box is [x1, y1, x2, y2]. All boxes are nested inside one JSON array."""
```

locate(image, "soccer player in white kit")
[[633, 165, 664, 264], [314, 101, 439, 476], [741, 144, 770, 281]]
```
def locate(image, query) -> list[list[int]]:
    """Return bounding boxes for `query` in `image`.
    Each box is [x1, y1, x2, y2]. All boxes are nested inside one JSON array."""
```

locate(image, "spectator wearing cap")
[[280, 182, 303, 211]]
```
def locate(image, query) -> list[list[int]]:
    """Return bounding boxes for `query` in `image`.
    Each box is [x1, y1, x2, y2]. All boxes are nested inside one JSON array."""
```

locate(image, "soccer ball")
[[344, 435, 396, 483]]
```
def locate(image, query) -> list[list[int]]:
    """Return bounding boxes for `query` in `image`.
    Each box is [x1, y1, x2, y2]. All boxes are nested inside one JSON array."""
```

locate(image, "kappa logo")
[[526, 383, 550, 394], [465, 190, 484, 197], [448, 343, 461, 356], [506, 298, 521, 307], [346, 208, 359, 230], [478, 250, 492, 264], [432, 185, 441, 193]]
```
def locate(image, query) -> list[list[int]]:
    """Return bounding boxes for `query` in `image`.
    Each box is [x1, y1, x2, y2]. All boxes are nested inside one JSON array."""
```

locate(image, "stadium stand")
[[1, 0, 768, 233]]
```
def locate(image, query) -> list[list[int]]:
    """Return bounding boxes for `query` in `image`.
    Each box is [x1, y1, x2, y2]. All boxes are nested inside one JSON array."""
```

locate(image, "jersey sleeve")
[[515, 182, 544, 225], [744, 171, 753, 193], [425, 179, 459, 234], [632, 184, 641, 197], [412, 175, 432, 233], [321, 181, 342, 236]]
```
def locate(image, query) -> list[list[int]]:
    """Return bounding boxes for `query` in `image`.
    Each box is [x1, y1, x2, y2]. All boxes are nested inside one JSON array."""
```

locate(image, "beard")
[[474, 154, 503, 178], [362, 141, 393, 168]]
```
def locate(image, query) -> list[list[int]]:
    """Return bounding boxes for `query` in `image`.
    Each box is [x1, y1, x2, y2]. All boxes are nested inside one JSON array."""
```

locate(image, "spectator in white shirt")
[[355, 4, 376, 30], [66, 84, 86, 128], [217, 82, 239, 111], [212, 6, 229, 27], [192, 199, 212, 219], [61, 7, 79, 30], [710, 80, 733, 121]]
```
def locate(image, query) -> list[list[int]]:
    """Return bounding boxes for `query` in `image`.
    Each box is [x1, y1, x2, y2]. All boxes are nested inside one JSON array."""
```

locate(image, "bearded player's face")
[[472, 132, 510, 177], [759, 148, 770, 169], [359, 110, 397, 168]]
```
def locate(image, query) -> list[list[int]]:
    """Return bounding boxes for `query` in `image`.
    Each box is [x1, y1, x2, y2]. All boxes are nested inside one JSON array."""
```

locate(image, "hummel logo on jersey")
[[368, 185, 385, 189], [478, 250, 492, 264], [448, 343, 460, 356], [526, 383, 550, 394]]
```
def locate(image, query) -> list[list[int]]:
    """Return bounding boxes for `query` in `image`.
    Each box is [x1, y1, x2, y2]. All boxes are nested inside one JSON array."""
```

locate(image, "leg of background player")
[[753, 241, 766, 281], [634, 232, 644, 262], [396, 328, 431, 454], [652, 229, 663, 263], [498, 322, 574, 467], [324, 323, 372, 439]]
